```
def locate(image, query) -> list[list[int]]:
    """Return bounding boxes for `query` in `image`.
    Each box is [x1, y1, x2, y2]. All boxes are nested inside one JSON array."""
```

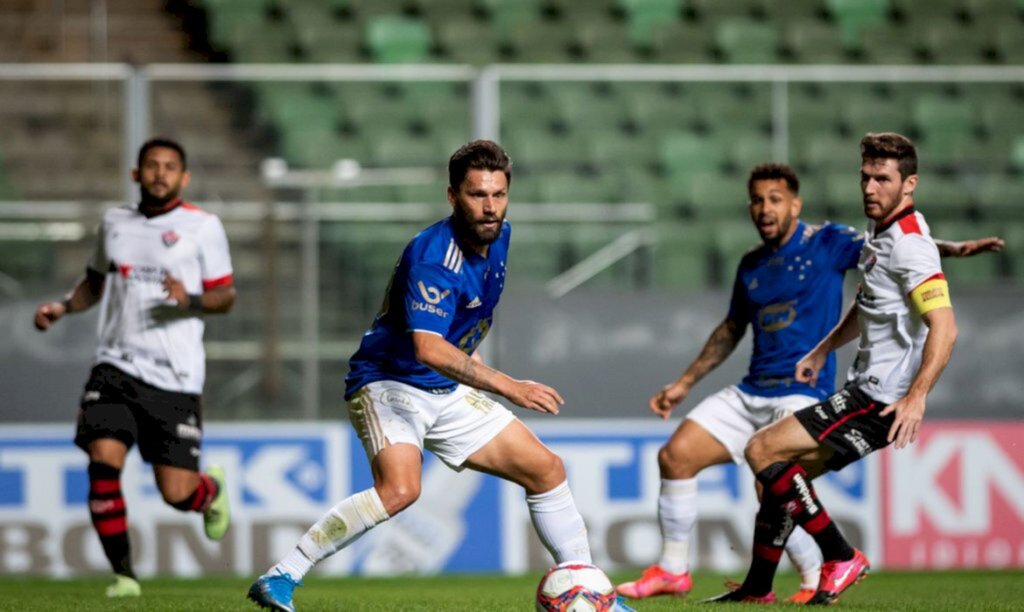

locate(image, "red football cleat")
[[807, 548, 870, 605]]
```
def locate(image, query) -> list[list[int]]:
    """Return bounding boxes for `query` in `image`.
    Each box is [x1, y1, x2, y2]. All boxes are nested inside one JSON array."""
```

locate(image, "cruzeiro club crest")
[[417, 281, 450, 305]]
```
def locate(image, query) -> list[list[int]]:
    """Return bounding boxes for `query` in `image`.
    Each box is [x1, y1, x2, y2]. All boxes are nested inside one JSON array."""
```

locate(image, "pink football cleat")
[[616, 565, 692, 599], [807, 548, 870, 605]]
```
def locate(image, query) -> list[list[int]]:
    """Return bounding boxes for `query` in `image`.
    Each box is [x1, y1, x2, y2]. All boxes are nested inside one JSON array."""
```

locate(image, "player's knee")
[[744, 432, 770, 467], [159, 482, 193, 507], [377, 481, 420, 515], [523, 451, 565, 494], [658, 443, 697, 479]]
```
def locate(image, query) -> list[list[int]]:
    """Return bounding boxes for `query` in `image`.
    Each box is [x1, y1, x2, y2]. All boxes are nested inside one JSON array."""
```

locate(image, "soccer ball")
[[535, 562, 617, 612]]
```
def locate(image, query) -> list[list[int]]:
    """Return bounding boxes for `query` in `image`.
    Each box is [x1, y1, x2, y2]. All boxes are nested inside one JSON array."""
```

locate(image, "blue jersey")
[[729, 221, 864, 399], [345, 217, 510, 399]]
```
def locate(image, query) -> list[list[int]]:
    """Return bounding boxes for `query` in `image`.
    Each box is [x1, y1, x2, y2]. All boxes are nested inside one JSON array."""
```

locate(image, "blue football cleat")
[[613, 594, 637, 611], [247, 569, 301, 612]]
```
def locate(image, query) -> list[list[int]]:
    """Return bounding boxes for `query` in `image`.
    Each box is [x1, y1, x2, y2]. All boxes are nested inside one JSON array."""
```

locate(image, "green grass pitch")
[[2, 570, 1022, 611]]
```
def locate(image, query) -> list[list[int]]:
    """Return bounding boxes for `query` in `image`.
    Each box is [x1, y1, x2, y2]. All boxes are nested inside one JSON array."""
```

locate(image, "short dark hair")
[[448, 140, 512, 190], [747, 162, 800, 195], [137, 137, 187, 169], [860, 132, 917, 179]]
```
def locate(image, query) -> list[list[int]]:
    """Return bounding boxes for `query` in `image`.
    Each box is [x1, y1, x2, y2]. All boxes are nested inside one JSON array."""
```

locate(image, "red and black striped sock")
[[756, 462, 854, 562], [88, 462, 134, 578], [740, 501, 794, 595], [169, 472, 218, 513]]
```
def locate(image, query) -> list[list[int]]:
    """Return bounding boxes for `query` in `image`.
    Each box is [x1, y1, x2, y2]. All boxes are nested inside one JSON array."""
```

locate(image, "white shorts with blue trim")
[[347, 380, 517, 471]]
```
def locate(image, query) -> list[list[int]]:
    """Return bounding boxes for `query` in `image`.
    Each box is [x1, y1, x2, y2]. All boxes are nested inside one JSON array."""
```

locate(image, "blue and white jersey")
[[345, 217, 510, 399], [728, 221, 864, 399]]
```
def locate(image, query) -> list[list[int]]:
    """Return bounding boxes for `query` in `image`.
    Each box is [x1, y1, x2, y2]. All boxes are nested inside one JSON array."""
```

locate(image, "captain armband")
[[909, 275, 952, 315]]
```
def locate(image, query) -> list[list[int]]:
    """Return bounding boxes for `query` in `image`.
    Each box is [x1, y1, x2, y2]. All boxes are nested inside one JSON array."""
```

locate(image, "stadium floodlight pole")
[[261, 158, 440, 420]]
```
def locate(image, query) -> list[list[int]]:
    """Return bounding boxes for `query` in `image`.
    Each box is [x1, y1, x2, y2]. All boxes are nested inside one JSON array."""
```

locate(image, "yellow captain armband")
[[910, 274, 952, 315]]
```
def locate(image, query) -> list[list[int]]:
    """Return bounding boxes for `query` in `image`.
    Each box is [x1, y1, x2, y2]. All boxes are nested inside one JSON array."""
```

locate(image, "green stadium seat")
[[763, 0, 826, 22], [608, 165, 671, 206], [823, 170, 861, 210], [618, 0, 683, 46], [647, 21, 716, 62], [505, 128, 587, 170], [659, 131, 728, 177], [370, 135, 446, 167], [784, 18, 849, 63], [694, 84, 772, 134], [435, 18, 503, 64], [715, 19, 781, 64], [480, 0, 545, 37], [654, 223, 714, 289], [365, 16, 433, 63], [915, 176, 974, 220], [794, 132, 859, 173], [536, 170, 621, 203], [788, 86, 845, 144], [292, 12, 363, 62], [395, 181, 449, 204], [279, 128, 367, 169], [506, 21, 573, 62], [1011, 134, 1024, 172], [912, 95, 976, 143], [918, 23, 992, 65], [854, 22, 921, 64], [203, 0, 270, 47], [588, 132, 659, 170], [689, 0, 762, 20], [334, 85, 408, 129], [500, 82, 565, 131], [713, 221, 762, 282], [549, 83, 627, 132], [620, 83, 700, 133], [573, 22, 641, 63], [728, 134, 775, 174], [837, 86, 910, 137], [826, 0, 891, 46], [229, 22, 296, 62], [679, 170, 750, 220], [993, 22, 1024, 64], [974, 90, 1024, 150]]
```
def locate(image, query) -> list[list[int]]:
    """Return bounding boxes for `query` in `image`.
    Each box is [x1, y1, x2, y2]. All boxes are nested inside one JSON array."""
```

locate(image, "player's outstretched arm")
[[649, 317, 745, 419], [880, 306, 957, 449], [163, 273, 236, 314], [933, 236, 1004, 257], [412, 331, 564, 414], [795, 301, 860, 387], [33, 268, 104, 331]]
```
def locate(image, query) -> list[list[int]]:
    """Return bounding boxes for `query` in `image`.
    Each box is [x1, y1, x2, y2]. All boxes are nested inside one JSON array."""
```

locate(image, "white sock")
[[274, 488, 390, 581], [526, 480, 592, 564], [657, 477, 698, 574], [785, 526, 823, 590]]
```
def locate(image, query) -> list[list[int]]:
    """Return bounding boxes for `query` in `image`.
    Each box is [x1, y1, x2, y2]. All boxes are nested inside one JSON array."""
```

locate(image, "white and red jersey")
[[88, 200, 233, 395], [848, 207, 944, 403]]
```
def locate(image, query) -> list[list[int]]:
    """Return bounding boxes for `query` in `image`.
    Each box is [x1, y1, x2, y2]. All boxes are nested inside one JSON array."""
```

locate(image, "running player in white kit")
[[33, 138, 234, 598], [707, 132, 958, 605]]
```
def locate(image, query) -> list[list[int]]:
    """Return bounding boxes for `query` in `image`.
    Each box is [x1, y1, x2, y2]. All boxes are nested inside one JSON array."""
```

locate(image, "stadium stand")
[[1, 0, 1021, 292]]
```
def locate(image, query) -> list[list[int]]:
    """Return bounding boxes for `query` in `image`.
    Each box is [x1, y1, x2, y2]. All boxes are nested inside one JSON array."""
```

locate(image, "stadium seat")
[[370, 135, 446, 167], [784, 18, 850, 64], [854, 22, 921, 64], [763, 0, 827, 22], [689, 0, 763, 20], [930, 222, 1003, 284], [620, 83, 700, 133], [229, 22, 296, 62], [680, 170, 750, 220], [912, 95, 977, 142], [823, 170, 861, 211], [715, 19, 781, 64], [573, 21, 641, 63], [659, 131, 728, 178], [918, 23, 992, 65], [505, 127, 588, 170], [434, 17, 504, 64], [713, 221, 762, 283], [654, 223, 714, 289], [993, 21, 1024, 64], [505, 21, 574, 62], [728, 135, 775, 174], [536, 169, 622, 203], [292, 12, 364, 62], [365, 16, 433, 63], [914, 175, 974, 220], [550, 82, 629, 133], [794, 132, 859, 174], [480, 0, 545, 37], [647, 21, 716, 62], [608, 165, 671, 206], [826, 0, 891, 46], [618, 0, 683, 46]]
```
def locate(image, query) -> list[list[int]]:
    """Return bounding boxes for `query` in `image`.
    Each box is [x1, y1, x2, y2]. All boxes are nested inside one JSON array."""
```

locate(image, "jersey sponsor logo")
[[381, 388, 413, 409], [466, 296, 482, 309], [114, 262, 164, 284], [815, 406, 829, 421], [411, 301, 449, 318], [82, 390, 101, 403], [843, 428, 873, 457], [417, 281, 450, 305], [161, 230, 180, 247], [758, 301, 797, 332]]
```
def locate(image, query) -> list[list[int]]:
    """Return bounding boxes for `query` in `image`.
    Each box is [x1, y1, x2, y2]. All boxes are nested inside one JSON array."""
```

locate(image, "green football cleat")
[[204, 465, 230, 540], [105, 574, 141, 598]]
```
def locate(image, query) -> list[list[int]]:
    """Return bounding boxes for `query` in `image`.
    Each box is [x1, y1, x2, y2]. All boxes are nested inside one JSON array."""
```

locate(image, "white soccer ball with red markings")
[[535, 562, 617, 612]]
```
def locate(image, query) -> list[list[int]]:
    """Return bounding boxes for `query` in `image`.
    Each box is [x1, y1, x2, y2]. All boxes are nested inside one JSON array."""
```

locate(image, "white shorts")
[[685, 385, 819, 464], [347, 380, 517, 471]]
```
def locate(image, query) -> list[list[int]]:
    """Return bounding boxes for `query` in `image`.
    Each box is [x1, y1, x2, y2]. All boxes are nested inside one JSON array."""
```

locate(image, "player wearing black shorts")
[[705, 133, 959, 605], [34, 138, 236, 598]]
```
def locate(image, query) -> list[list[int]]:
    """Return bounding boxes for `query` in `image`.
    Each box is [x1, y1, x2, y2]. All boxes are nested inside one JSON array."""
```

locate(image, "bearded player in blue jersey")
[[617, 163, 1002, 604], [249, 140, 635, 612]]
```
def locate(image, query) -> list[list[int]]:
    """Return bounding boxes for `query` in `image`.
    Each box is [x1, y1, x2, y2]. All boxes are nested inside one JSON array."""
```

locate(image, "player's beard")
[[453, 202, 504, 248], [139, 181, 182, 214]]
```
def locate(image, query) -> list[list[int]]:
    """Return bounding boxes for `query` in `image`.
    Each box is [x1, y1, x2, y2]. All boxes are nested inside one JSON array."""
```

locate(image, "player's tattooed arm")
[[649, 317, 745, 418], [933, 236, 1004, 257], [33, 267, 105, 331], [412, 331, 564, 414]]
